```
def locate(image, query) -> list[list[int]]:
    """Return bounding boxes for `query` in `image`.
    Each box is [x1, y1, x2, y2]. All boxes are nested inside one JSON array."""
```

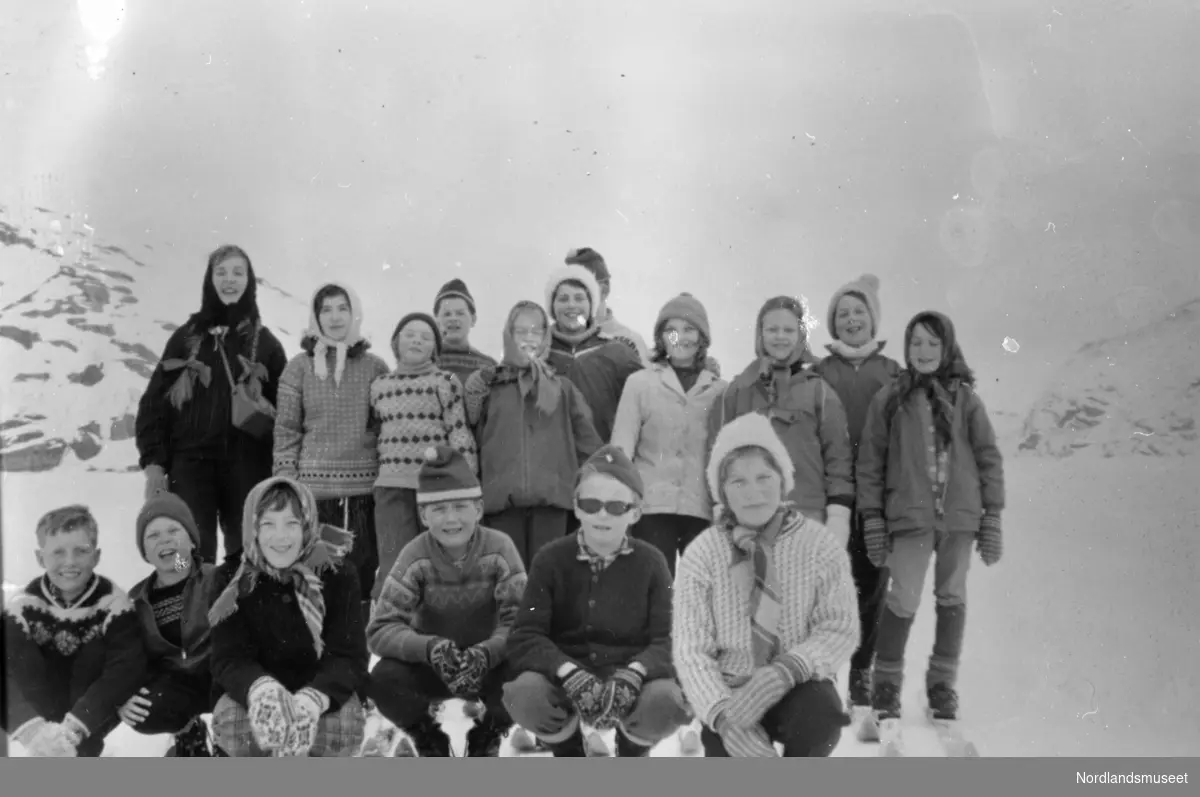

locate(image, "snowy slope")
[[0, 204, 308, 472], [1018, 297, 1200, 458]]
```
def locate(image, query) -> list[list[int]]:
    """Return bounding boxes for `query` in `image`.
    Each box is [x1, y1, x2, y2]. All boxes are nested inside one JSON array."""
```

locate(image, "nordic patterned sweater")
[[437, 343, 498, 390], [672, 510, 860, 729], [273, 348, 391, 498], [366, 527, 527, 668], [3, 575, 147, 738], [369, 368, 478, 489]]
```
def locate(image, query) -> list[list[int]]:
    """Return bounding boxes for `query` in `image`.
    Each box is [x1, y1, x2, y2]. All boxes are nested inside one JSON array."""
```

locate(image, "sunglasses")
[[575, 498, 637, 516]]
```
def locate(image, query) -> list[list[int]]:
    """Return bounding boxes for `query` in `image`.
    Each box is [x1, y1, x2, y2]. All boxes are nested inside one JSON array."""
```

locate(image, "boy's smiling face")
[[420, 499, 483, 554], [143, 516, 195, 576], [36, 527, 101, 598]]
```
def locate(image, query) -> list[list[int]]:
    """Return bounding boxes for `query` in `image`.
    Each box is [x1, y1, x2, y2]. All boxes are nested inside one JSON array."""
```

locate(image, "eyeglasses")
[[575, 498, 637, 516]]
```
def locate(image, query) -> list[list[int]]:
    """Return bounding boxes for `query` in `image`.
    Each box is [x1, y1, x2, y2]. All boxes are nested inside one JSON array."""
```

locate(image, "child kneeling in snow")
[[122, 493, 221, 756], [855, 311, 1005, 728], [366, 446, 527, 757], [502, 445, 691, 757], [674, 413, 859, 757], [4, 505, 147, 757], [207, 476, 369, 757]]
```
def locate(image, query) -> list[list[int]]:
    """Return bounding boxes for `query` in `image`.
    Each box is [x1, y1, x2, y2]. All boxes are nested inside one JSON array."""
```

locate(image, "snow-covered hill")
[[1018, 297, 1200, 459], [0, 204, 308, 472]]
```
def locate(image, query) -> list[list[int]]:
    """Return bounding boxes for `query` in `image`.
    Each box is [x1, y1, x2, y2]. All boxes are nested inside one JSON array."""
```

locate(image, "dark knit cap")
[[417, 445, 482, 505], [136, 492, 202, 563], [434, 278, 476, 317], [565, 247, 611, 283], [391, 312, 443, 360], [654, 292, 711, 344], [576, 444, 644, 499]]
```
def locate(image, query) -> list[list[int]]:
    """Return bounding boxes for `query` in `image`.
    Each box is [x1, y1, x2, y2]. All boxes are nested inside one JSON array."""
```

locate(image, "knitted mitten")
[[863, 515, 890, 568], [723, 664, 793, 728], [561, 669, 612, 726], [247, 676, 293, 752], [449, 646, 490, 699], [976, 514, 1002, 566], [598, 667, 644, 728], [279, 688, 329, 757], [427, 638, 462, 687]]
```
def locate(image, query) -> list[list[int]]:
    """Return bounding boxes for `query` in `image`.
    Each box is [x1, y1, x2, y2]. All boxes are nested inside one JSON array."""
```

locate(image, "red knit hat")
[[417, 445, 483, 505]]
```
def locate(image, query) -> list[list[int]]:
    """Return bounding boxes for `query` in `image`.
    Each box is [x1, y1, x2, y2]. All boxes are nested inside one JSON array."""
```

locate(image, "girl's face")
[[143, 516, 195, 576], [212, 256, 250, 306], [511, 308, 547, 359], [834, 294, 872, 346], [575, 473, 641, 550], [553, 284, 591, 332], [760, 308, 802, 362], [436, 297, 473, 347], [420, 499, 484, 554], [318, 293, 353, 342], [721, 451, 784, 528], [662, 318, 701, 364], [908, 322, 943, 374], [397, 320, 436, 365], [257, 504, 305, 569]]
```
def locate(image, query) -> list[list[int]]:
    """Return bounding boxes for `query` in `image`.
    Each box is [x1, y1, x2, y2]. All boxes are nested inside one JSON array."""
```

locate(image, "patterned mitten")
[[279, 687, 328, 757], [976, 514, 1003, 566], [247, 676, 293, 752], [449, 646, 490, 698], [598, 666, 644, 728], [427, 638, 462, 687], [723, 665, 793, 728], [561, 668, 612, 726], [862, 514, 891, 568]]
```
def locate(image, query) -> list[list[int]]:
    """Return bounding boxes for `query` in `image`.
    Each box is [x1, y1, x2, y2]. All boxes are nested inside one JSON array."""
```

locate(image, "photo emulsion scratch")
[[0, 0, 1197, 787]]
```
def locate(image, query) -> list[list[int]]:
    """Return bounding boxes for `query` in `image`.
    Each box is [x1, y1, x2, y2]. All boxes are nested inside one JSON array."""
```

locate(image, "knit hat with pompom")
[[827, 274, 882, 340], [417, 445, 482, 505]]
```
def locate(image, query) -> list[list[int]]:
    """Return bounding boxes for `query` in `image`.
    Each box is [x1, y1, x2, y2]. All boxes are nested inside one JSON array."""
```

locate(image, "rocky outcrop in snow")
[[0, 205, 307, 472], [1018, 298, 1200, 458]]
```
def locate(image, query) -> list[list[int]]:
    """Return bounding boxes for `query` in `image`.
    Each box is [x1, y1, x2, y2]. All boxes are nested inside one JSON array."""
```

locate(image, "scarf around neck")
[[392, 359, 437, 377], [501, 306, 561, 415], [827, 338, 883, 363]]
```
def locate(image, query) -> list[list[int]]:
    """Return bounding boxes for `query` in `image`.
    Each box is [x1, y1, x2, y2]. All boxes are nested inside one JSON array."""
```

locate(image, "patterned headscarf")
[[208, 476, 335, 657]]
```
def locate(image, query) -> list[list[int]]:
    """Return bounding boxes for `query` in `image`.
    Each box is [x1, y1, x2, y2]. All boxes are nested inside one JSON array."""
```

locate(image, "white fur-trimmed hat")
[[706, 412, 796, 506], [544, 264, 602, 324]]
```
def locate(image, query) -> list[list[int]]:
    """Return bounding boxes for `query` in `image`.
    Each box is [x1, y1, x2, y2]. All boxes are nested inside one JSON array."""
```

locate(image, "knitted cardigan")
[[671, 510, 860, 728], [369, 368, 478, 489], [273, 349, 391, 498], [366, 527, 528, 667]]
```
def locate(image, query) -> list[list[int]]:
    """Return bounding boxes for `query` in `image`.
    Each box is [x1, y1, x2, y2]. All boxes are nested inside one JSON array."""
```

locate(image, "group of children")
[[2, 244, 1006, 758]]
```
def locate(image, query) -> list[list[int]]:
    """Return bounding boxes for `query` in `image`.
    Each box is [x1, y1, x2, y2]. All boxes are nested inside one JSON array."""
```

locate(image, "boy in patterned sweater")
[[3, 505, 147, 757], [366, 446, 527, 757], [369, 312, 478, 601]]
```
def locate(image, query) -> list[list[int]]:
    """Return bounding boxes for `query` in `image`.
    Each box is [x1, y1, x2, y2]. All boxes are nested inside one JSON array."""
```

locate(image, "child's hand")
[[119, 688, 153, 727], [144, 465, 169, 500], [862, 514, 890, 568], [723, 664, 792, 728], [561, 668, 612, 726], [596, 666, 644, 729], [976, 514, 1002, 566], [279, 688, 328, 757], [427, 638, 462, 686], [247, 676, 293, 752], [449, 646, 490, 699], [718, 722, 778, 757]]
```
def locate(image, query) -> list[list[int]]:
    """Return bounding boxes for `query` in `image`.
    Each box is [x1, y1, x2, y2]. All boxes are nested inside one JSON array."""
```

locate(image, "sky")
[[2, 0, 1198, 412]]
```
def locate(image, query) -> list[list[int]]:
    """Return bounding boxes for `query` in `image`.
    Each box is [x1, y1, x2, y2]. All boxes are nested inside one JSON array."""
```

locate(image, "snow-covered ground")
[[5, 452, 1198, 757]]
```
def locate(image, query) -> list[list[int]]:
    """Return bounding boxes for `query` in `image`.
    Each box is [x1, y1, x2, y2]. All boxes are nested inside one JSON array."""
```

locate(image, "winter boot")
[[398, 714, 452, 757], [871, 679, 903, 721], [848, 668, 872, 707], [927, 683, 960, 721], [615, 730, 652, 757], [546, 728, 589, 758], [462, 700, 485, 721], [167, 717, 211, 757], [927, 604, 966, 709], [464, 711, 511, 757]]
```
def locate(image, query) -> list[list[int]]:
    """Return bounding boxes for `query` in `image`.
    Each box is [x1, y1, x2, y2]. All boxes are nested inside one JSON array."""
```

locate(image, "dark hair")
[[312, 284, 351, 320], [191, 244, 259, 330], [255, 483, 305, 526], [300, 284, 370, 356], [883, 311, 975, 445], [650, 323, 710, 367]]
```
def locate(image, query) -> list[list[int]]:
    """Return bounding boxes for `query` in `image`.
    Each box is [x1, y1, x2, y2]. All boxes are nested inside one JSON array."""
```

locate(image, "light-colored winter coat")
[[610, 362, 727, 521]]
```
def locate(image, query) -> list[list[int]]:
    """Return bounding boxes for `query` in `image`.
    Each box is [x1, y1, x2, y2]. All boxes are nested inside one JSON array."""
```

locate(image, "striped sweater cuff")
[[775, 653, 812, 685]]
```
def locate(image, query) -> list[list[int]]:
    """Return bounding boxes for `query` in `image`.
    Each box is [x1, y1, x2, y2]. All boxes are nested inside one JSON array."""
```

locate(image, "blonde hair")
[[36, 505, 99, 548]]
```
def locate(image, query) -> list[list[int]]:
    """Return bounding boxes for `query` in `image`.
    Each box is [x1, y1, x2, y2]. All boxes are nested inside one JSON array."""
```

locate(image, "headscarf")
[[187, 244, 261, 332], [207, 476, 336, 657], [303, 282, 367, 386], [884, 310, 976, 449], [500, 301, 561, 415], [753, 295, 820, 405]]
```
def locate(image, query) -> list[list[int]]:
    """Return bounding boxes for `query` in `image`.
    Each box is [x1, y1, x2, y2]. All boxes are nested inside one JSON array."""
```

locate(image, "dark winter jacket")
[[135, 319, 288, 469], [505, 535, 675, 683], [546, 331, 643, 443], [856, 381, 1006, 534], [128, 562, 220, 680], [3, 575, 147, 736], [208, 559, 367, 712], [814, 345, 903, 462], [708, 361, 855, 517], [465, 366, 604, 514]]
